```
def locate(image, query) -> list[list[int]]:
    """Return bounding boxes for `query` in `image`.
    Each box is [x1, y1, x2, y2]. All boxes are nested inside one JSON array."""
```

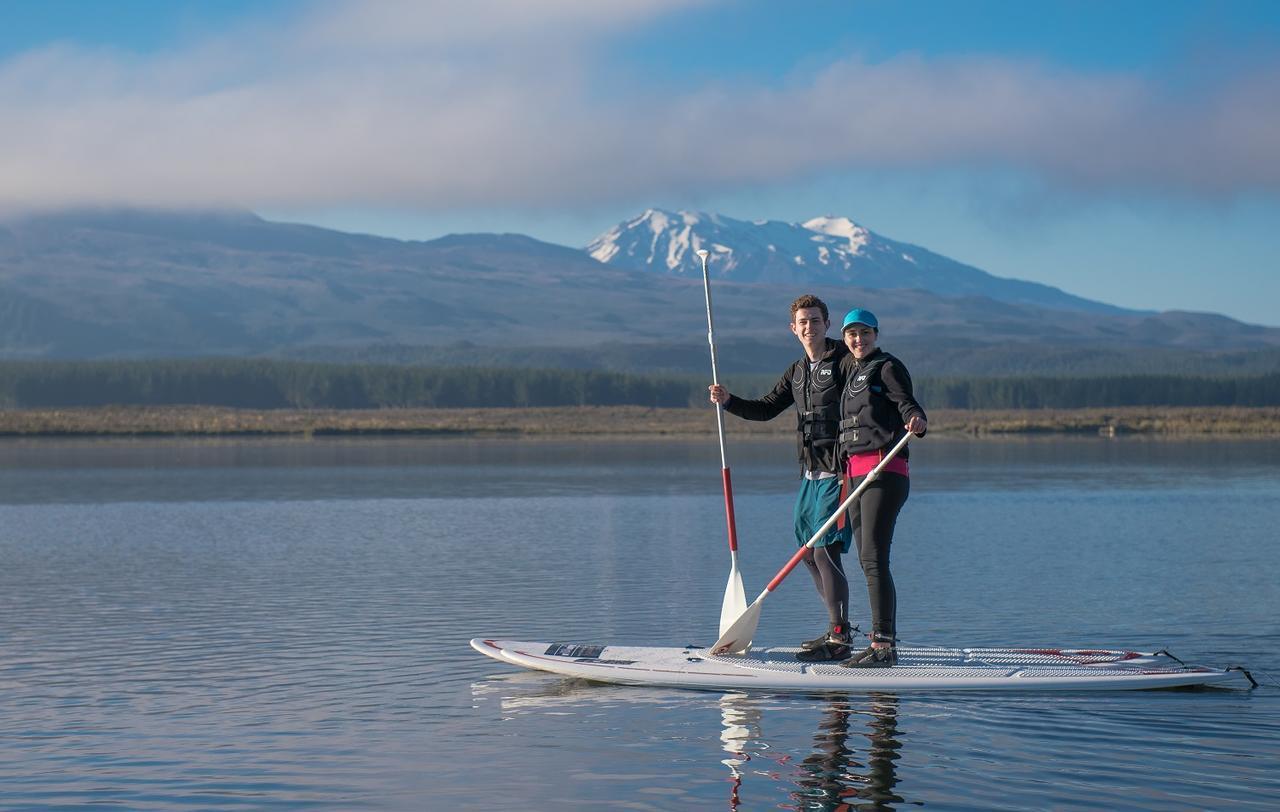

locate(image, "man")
[[708, 294, 854, 661]]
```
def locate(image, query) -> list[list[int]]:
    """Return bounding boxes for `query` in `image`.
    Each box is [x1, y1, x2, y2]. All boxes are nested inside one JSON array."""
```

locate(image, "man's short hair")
[[790, 294, 829, 323]]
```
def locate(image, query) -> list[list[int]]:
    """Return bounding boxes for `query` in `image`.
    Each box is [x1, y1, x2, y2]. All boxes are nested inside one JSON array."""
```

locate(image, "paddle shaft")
[[760, 431, 913, 594], [701, 251, 739, 554]]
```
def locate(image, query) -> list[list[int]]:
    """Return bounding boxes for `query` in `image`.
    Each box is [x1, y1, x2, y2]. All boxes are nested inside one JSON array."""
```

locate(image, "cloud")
[[1, 0, 1277, 214], [292, 0, 699, 51]]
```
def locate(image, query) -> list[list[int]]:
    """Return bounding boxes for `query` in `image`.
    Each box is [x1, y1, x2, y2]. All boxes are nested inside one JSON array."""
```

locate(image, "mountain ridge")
[[2, 207, 1278, 376]]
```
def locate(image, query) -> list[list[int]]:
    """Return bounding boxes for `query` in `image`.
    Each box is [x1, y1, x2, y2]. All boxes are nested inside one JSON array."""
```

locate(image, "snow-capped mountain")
[[587, 209, 1131, 315]]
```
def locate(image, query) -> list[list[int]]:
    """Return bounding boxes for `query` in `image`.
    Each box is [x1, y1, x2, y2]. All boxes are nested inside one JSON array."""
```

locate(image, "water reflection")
[[719, 694, 762, 809], [478, 676, 912, 811], [784, 695, 906, 811]]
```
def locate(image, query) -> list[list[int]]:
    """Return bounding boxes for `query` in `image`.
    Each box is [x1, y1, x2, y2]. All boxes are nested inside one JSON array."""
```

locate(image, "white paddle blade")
[[719, 563, 748, 640], [712, 598, 762, 655]]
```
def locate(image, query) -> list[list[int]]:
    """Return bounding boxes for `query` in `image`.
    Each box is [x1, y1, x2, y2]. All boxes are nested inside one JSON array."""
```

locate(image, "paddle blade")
[[719, 561, 748, 640], [712, 597, 762, 655]]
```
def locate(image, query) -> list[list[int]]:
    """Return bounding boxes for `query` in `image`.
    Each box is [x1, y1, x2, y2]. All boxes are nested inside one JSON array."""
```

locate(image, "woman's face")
[[843, 324, 878, 359]]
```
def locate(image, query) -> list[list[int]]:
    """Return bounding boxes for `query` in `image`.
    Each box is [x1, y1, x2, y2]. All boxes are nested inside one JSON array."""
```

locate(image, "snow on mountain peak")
[[804, 214, 859, 234], [585, 208, 1135, 317], [646, 209, 671, 233], [803, 215, 869, 253], [589, 209, 867, 278], [588, 209, 886, 278]]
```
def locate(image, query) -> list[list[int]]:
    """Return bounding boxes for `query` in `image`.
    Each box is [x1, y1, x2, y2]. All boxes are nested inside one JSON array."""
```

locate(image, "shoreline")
[[2, 405, 1280, 438]]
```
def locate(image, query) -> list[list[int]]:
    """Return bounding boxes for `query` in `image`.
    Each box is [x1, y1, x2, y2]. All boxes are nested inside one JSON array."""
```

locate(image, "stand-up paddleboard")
[[472, 639, 1244, 692]]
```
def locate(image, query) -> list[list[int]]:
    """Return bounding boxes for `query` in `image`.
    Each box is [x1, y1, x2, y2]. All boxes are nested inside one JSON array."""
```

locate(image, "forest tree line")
[[0, 359, 1277, 410]]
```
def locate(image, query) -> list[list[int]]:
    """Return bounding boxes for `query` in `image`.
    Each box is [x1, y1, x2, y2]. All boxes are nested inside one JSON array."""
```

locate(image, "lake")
[[1, 435, 1277, 809]]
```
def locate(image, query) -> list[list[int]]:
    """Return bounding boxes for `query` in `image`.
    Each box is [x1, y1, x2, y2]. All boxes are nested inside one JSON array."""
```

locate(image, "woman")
[[836, 308, 927, 668]]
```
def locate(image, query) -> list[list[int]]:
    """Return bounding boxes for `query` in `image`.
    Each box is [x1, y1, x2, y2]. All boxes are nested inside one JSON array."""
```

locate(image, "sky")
[[2, 0, 1279, 325]]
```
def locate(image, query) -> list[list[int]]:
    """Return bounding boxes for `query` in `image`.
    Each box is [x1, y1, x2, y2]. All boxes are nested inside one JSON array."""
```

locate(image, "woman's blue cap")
[[841, 308, 879, 331]]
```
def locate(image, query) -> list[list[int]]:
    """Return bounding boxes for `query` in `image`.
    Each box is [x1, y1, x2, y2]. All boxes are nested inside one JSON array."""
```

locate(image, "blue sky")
[[3, 0, 1279, 325]]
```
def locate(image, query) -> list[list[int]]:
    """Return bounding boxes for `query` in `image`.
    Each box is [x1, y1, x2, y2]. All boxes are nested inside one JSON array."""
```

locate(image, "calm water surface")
[[1, 436, 1278, 810]]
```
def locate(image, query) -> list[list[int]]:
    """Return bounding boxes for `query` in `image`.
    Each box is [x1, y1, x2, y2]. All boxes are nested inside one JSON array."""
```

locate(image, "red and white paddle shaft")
[[700, 248, 749, 640]]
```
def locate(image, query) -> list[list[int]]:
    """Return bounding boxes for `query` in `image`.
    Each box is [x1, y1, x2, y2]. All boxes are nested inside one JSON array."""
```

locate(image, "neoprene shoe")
[[841, 645, 898, 668], [800, 630, 833, 651], [796, 626, 852, 662], [800, 623, 859, 651]]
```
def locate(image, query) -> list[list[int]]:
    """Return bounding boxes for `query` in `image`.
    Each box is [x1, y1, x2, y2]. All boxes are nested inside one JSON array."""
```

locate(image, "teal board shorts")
[[793, 476, 852, 553]]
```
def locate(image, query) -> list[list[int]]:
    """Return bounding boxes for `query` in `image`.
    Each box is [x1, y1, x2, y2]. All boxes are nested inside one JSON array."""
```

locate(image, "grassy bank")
[[2, 405, 1280, 438]]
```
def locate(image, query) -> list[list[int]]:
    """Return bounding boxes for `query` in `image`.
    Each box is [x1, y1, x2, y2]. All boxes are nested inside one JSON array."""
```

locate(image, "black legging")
[[848, 472, 910, 640], [802, 542, 849, 630]]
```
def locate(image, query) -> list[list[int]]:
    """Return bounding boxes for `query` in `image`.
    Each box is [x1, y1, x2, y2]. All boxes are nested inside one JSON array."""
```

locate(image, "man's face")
[[789, 307, 829, 350]]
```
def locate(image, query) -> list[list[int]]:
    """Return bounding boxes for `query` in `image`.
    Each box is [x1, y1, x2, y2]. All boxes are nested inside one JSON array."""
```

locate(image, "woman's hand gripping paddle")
[[698, 249, 749, 649], [712, 431, 915, 656]]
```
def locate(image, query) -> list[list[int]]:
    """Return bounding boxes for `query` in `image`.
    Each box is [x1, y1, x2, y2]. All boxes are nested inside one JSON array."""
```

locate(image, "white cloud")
[[1, 0, 1277, 214]]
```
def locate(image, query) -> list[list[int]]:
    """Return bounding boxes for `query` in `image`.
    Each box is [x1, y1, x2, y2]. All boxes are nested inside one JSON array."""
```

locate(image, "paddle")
[[697, 248, 749, 646], [711, 431, 915, 655]]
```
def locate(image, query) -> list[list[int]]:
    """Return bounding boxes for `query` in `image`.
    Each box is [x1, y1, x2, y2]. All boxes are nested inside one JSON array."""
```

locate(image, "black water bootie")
[[841, 644, 898, 668], [800, 623, 859, 651], [800, 630, 833, 651], [796, 625, 852, 662]]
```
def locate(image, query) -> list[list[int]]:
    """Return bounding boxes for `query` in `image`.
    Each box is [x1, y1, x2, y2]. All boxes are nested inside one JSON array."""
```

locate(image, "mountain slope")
[[3, 208, 1279, 374]]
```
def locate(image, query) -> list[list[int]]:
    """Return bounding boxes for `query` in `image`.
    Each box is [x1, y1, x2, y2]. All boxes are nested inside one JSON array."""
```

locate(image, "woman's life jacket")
[[838, 349, 927, 459]]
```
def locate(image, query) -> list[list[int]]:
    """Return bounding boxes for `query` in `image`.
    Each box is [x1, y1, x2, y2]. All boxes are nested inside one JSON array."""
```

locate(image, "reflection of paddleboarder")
[[719, 693, 763, 811], [790, 695, 905, 811]]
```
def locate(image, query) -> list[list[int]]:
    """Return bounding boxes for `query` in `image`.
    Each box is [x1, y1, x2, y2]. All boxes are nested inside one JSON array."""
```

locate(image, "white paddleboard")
[[472, 638, 1241, 692]]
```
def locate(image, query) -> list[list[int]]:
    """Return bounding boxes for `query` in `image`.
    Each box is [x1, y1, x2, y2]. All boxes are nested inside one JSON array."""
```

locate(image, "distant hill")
[[3, 207, 1280, 376], [587, 208, 1133, 315]]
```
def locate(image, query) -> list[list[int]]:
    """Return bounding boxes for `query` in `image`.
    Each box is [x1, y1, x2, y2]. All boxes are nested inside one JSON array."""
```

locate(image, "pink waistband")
[[845, 450, 909, 479]]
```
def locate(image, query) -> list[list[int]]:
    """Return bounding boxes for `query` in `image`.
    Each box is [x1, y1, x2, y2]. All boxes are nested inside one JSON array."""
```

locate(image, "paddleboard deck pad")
[[471, 638, 1242, 692]]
